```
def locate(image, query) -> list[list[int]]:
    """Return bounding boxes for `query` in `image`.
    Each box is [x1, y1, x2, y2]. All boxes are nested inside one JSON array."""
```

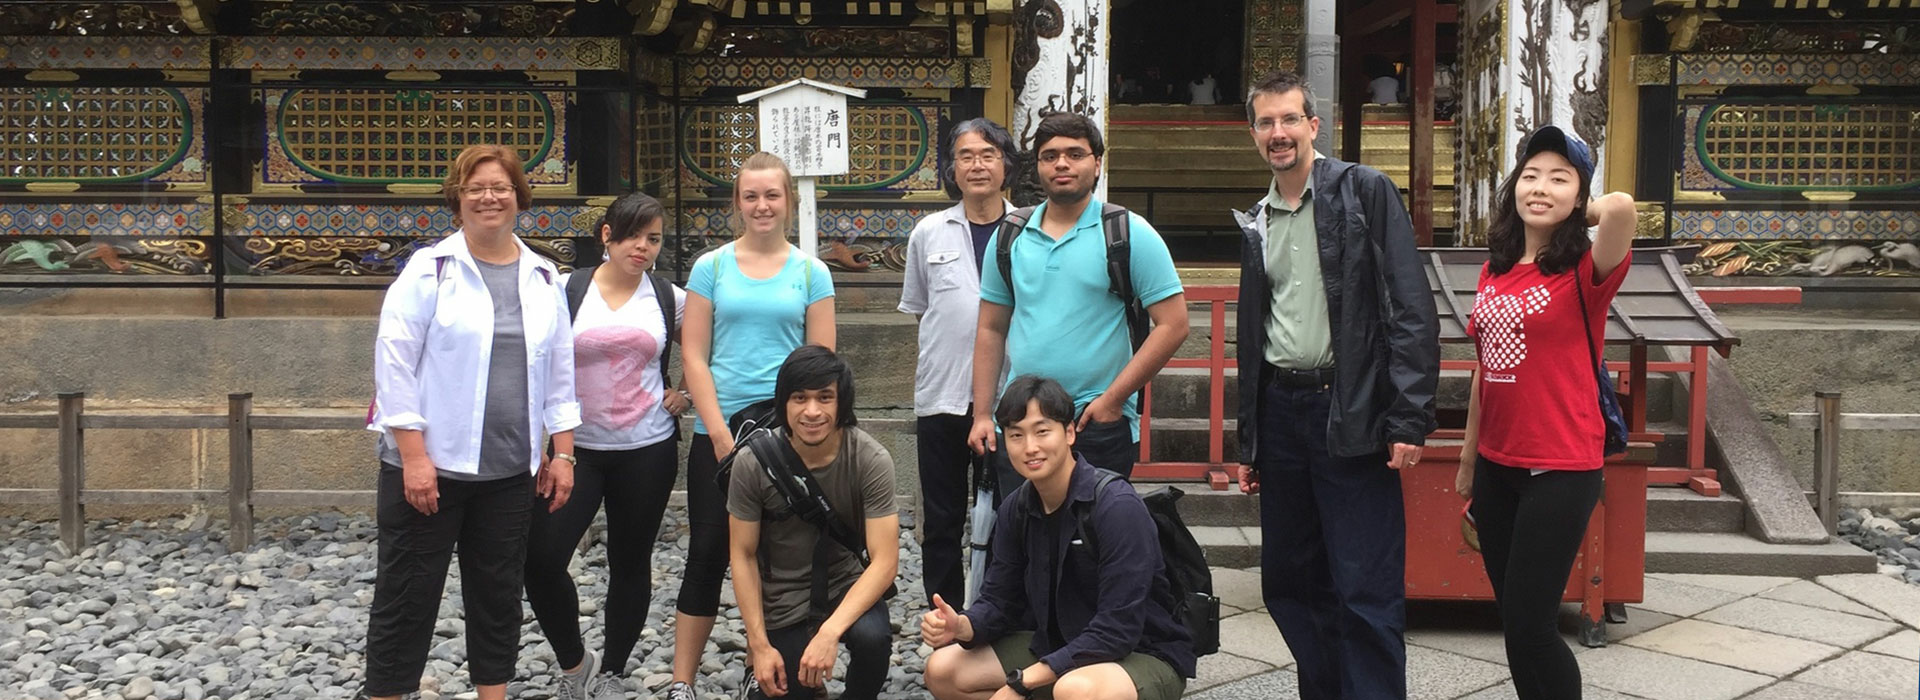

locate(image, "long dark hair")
[[1485, 153, 1593, 277]]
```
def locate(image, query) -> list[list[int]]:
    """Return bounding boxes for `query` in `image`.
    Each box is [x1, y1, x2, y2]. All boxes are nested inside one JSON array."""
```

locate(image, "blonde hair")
[[728, 151, 798, 237], [442, 144, 533, 226]]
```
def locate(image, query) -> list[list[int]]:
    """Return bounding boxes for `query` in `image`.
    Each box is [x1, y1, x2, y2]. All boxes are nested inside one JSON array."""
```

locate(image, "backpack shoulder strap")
[[995, 206, 1038, 305], [565, 264, 597, 323], [1071, 470, 1123, 556], [749, 429, 873, 566], [649, 271, 677, 389]]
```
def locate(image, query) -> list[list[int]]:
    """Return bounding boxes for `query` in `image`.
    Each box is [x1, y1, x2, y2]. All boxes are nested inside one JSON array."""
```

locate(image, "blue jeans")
[[1256, 381, 1407, 700]]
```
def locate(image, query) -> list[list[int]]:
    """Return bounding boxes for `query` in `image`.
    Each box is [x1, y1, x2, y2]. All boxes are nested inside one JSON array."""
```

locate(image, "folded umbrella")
[[966, 452, 996, 607]]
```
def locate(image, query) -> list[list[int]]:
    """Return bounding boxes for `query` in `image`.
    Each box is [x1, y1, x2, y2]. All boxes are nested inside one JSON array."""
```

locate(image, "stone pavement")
[[1191, 568, 1920, 699]]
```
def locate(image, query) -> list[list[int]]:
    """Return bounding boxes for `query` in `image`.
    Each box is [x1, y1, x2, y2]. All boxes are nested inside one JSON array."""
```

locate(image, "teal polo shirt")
[[980, 198, 1184, 440]]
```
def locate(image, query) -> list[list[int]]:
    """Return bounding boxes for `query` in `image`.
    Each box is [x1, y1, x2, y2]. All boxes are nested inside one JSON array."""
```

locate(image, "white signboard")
[[740, 78, 864, 178], [738, 79, 867, 255]]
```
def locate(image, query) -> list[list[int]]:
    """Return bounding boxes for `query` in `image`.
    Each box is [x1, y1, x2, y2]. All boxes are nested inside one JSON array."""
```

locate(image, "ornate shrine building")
[[0, 0, 1912, 309]]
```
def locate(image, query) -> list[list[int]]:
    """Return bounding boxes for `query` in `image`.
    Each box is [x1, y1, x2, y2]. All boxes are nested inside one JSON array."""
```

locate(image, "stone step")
[[1647, 487, 1746, 534], [1189, 525, 1263, 569], [1644, 532, 1877, 577], [1110, 104, 1248, 122], [1190, 528, 1879, 582], [1109, 127, 1255, 149], [1132, 481, 1258, 528], [1108, 169, 1274, 190], [1107, 146, 1261, 172]]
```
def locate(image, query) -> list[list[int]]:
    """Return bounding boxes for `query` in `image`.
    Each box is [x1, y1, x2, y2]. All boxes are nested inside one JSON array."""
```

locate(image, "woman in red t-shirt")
[[1456, 125, 1636, 700]]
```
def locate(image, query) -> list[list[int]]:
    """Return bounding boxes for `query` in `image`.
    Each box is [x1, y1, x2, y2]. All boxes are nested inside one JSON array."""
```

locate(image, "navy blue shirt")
[[963, 458, 1196, 677], [967, 219, 996, 272]]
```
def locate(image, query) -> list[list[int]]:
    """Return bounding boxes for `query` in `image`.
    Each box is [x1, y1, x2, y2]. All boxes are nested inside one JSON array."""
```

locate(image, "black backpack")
[[1021, 470, 1221, 656], [565, 264, 679, 390], [995, 203, 1149, 354]]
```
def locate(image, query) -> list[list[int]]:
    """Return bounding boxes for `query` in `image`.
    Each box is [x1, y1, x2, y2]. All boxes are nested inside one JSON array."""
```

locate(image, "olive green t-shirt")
[[726, 426, 898, 631]]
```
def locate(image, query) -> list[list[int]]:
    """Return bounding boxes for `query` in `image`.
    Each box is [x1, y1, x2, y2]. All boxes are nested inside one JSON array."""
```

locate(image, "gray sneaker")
[[554, 650, 602, 700], [585, 671, 628, 700], [662, 680, 696, 700]]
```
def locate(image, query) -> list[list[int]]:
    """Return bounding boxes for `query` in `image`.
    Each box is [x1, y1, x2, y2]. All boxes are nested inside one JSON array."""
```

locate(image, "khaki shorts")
[[990, 631, 1187, 700]]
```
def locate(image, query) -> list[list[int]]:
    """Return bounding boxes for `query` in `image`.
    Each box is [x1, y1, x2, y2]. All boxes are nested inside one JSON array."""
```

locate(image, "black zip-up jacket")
[[1235, 155, 1440, 463], [963, 458, 1197, 678]]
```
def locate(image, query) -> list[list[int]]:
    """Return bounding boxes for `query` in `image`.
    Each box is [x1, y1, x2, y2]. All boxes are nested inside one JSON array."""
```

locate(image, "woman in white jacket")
[[362, 144, 582, 700]]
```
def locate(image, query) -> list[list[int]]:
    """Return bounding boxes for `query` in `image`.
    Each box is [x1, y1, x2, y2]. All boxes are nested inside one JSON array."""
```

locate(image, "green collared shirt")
[[1261, 177, 1334, 370]]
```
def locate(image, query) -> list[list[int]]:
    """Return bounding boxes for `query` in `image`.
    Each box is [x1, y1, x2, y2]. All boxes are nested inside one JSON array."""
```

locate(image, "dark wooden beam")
[[1345, 0, 1414, 39], [1341, 43, 1365, 163], [1410, 0, 1436, 245]]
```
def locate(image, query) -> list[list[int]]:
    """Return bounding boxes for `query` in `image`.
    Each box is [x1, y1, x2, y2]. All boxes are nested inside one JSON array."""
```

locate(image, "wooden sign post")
[[736, 78, 867, 257]]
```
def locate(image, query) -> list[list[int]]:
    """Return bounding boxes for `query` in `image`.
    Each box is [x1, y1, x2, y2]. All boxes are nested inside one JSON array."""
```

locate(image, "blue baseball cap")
[[1520, 125, 1594, 183]]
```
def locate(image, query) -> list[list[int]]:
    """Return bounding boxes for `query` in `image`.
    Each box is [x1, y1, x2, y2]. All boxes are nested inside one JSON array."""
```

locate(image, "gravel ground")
[[1840, 506, 1920, 587], [0, 510, 935, 700]]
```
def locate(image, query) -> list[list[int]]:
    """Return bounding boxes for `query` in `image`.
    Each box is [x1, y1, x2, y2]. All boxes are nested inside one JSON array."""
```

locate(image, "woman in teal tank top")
[[667, 151, 836, 700]]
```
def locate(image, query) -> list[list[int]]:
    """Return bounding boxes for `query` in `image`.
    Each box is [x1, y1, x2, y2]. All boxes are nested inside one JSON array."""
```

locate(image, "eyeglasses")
[[956, 151, 1003, 167], [1037, 148, 1094, 164], [458, 184, 515, 199], [1252, 114, 1311, 133]]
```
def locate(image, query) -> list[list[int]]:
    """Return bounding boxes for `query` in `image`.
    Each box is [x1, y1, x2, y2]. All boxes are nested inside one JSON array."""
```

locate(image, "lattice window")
[[263, 88, 568, 187], [637, 99, 677, 190], [680, 104, 937, 191], [0, 87, 203, 184], [1698, 103, 1917, 191]]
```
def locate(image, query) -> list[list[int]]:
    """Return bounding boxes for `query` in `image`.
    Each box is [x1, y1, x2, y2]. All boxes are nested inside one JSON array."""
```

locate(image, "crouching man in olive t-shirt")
[[728, 345, 900, 700]]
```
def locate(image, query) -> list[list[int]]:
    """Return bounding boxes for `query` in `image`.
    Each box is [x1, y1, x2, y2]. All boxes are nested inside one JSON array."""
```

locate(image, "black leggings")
[[678, 432, 730, 616], [1469, 456, 1603, 700], [749, 599, 892, 700], [523, 439, 680, 674]]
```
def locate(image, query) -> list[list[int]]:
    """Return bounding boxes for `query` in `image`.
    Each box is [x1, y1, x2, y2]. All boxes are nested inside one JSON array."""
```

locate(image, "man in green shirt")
[[1234, 70, 1440, 700]]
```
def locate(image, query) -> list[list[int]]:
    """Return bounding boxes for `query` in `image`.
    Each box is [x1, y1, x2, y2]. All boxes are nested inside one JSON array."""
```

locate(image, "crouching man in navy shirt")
[[921, 375, 1194, 700]]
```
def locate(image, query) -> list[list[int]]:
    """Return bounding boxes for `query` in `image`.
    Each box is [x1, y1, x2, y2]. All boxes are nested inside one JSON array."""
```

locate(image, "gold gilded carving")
[[1633, 55, 1669, 85]]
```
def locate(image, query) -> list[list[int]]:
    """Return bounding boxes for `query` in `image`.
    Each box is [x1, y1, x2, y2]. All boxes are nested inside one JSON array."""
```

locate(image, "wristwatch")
[[552, 452, 577, 465], [1005, 670, 1035, 698]]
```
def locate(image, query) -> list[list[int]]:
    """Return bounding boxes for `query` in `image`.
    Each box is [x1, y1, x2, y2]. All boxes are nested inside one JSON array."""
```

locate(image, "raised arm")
[[1588, 192, 1636, 281]]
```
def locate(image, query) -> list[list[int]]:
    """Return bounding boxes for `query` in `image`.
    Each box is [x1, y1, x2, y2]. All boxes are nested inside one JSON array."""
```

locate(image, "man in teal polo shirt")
[[967, 112, 1189, 498]]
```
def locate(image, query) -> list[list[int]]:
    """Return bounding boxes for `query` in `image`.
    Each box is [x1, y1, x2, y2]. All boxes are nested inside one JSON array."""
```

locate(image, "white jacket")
[[368, 233, 583, 475]]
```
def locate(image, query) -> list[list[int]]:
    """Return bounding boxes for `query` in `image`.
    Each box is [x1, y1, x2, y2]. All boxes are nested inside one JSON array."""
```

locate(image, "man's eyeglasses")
[[956, 151, 1002, 167], [457, 184, 515, 199], [1252, 114, 1311, 133], [1037, 148, 1094, 164]]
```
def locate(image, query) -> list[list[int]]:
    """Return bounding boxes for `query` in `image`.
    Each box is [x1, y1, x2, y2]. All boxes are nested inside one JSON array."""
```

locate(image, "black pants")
[[991, 416, 1135, 506], [678, 432, 730, 616], [1470, 456, 1603, 700], [916, 413, 973, 609], [524, 439, 680, 674], [365, 466, 534, 696], [1255, 381, 1406, 700], [748, 599, 892, 700]]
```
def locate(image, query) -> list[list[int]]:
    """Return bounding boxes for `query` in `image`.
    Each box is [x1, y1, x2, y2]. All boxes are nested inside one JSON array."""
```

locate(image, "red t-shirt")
[[1466, 249, 1630, 471]]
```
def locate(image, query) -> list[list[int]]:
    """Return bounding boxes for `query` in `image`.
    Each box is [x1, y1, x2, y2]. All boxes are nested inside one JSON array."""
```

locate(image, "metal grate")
[[0, 87, 195, 183], [1698, 103, 1918, 191], [266, 88, 564, 185]]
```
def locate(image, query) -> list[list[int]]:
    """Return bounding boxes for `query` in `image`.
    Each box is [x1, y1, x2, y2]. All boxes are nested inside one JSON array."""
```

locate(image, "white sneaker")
[[662, 680, 696, 700], [554, 650, 602, 700]]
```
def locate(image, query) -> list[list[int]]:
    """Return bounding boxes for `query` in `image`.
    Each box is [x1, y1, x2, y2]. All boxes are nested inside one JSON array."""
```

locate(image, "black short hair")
[[1245, 70, 1317, 124], [1032, 112, 1105, 158], [772, 345, 857, 429], [601, 191, 666, 245], [943, 117, 1019, 199], [993, 375, 1075, 429]]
